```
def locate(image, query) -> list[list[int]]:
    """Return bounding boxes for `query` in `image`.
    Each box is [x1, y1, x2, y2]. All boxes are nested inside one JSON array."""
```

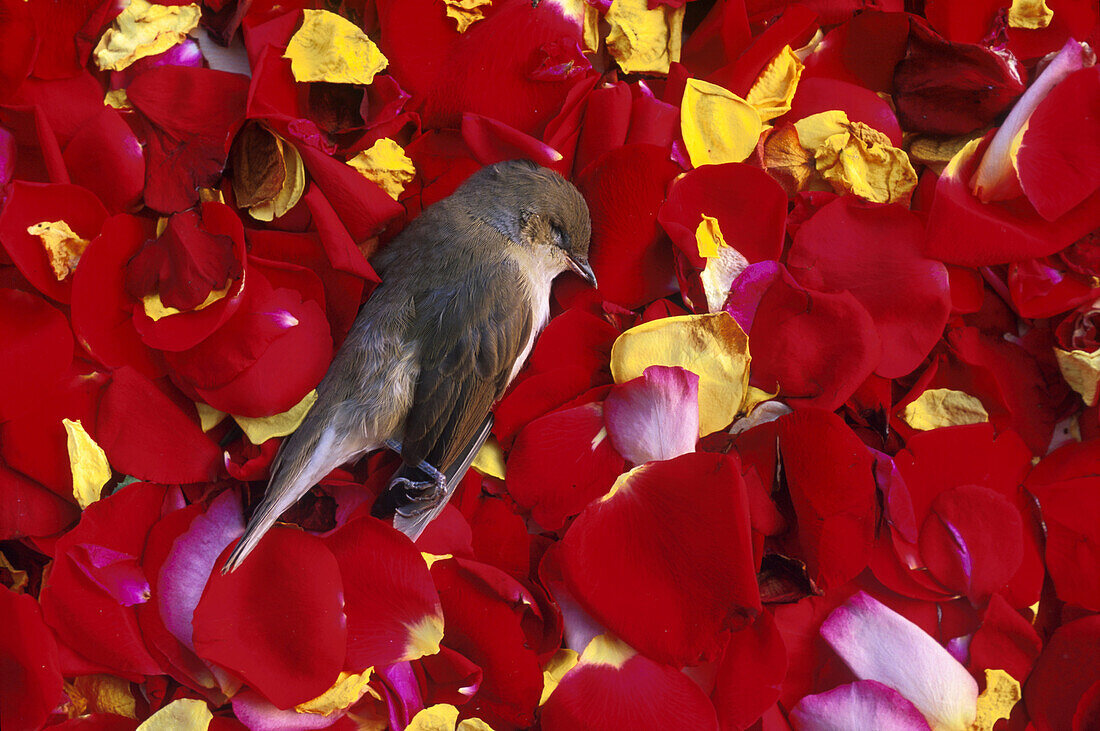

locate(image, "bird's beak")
[[567, 254, 597, 287]]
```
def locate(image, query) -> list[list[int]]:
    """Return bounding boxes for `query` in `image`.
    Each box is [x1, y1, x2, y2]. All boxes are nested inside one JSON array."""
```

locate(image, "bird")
[[222, 159, 594, 573]]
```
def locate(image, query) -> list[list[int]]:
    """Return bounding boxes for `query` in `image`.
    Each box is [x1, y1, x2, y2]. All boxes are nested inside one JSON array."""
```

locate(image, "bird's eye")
[[550, 224, 567, 248]]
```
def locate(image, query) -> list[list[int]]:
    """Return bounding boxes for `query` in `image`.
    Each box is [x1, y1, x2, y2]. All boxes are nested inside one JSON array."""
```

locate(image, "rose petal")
[[0, 586, 64, 731], [560, 452, 760, 666], [790, 680, 932, 731], [604, 365, 698, 466]]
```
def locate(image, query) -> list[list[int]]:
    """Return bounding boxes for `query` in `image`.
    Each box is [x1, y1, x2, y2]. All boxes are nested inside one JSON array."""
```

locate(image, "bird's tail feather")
[[222, 423, 371, 573]]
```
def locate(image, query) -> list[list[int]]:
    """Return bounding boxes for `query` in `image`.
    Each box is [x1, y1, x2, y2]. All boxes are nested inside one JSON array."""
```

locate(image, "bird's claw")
[[392, 475, 446, 506]]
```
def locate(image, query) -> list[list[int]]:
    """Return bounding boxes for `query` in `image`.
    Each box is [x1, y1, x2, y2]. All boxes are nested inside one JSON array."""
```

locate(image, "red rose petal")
[[560, 452, 760, 666], [967, 592, 1042, 683], [0, 180, 107, 303], [576, 143, 681, 309], [0, 288, 73, 421], [1024, 615, 1100, 731], [127, 66, 250, 213], [0, 459, 79, 539], [541, 641, 720, 731], [777, 409, 877, 590], [94, 367, 222, 483], [785, 77, 903, 145], [0, 587, 63, 731], [1016, 66, 1100, 222], [62, 106, 145, 214], [1030, 475, 1100, 611], [39, 482, 167, 677], [787, 197, 950, 379], [711, 610, 788, 730], [505, 402, 626, 531], [194, 526, 347, 709], [323, 516, 444, 670], [295, 143, 404, 242]]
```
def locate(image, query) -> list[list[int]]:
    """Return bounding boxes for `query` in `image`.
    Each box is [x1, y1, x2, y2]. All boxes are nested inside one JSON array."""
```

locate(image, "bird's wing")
[[400, 257, 533, 471]]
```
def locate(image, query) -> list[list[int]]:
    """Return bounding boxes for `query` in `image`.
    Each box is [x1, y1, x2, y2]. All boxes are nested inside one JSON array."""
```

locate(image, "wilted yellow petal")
[[194, 402, 227, 433], [136, 698, 212, 731], [681, 79, 762, 168], [142, 284, 230, 321], [94, 0, 201, 72], [347, 138, 417, 200], [296, 669, 375, 716], [104, 88, 132, 110], [746, 45, 803, 123], [65, 675, 137, 719], [794, 110, 917, 204], [249, 138, 306, 222], [471, 437, 506, 479], [540, 648, 579, 705], [1055, 347, 1100, 406], [971, 669, 1021, 731], [233, 389, 318, 445], [900, 388, 990, 431], [605, 0, 684, 75], [444, 0, 493, 33], [63, 419, 112, 510], [908, 133, 983, 176], [422, 552, 453, 569], [457, 719, 496, 731], [610, 312, 750, 435], [0, 551, 29, 593], [579, 634, 635, 669], [407, 704, 459, 731], [404, 612, 445, 661], [696, 215, 749, 313], [1008, 0, 1054, 29], [284, 9, 389, 85], [27, 221, 90, 280], [762, 124, 815, 195]]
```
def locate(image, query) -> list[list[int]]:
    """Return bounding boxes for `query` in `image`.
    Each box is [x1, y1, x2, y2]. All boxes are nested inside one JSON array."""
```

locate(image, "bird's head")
[[460, 160, 596, 287]]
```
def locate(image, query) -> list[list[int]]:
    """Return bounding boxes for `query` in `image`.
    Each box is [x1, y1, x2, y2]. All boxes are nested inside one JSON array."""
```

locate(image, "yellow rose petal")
[[233, 389, 319, 445], [347, 138, 417, 200], [681, 78, 762, 168], [63, 419, 112, 510], [403, 612, 445, 661], [794, 110, 917, 204], [407, 704, 460, 731], [65, 674, 137, 719], [695, 215, 749, 313], [747, 45, 804, 123], [0, 551, 29, 593], [136, 698, 212, 731], [899, 388, 990, 431], [471, 437, 506, 480], [1055, 347, 1100, 406], [104, 88, 132, 110], [579, 634, 635, 669], [296, 669, 375, 717], [610, 312, 750, 436], [444, 0, 493, 33], [142, 284, 231, 322], [1008, 0, 1054, 29], [27, 221, 90, 281], [284, 9, 389, 85], [457, 719, 496, 731], [540, 648, 580, 705], [94, 0, 201, 72], [971, 669, 1021, 731], [194, 402, 227, 433], [605, 0, 684, 75]]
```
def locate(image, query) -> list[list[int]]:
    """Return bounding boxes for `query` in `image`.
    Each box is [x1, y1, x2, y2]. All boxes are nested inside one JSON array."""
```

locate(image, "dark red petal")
[[576, 144, 681, 309], [62, 106, 144, 214], [505, 402, 626, 531], [1016, 67, 1100, 221], [541, 644, 719, 731], [0, 459, 79, 539], [0, 180, 107, 303], [0, 587, 63, 731], [1024, 615, 1100, 731], [324, 516, 444, 670], [127, 66, 250, 212], [778, 409, 877, 590], [1031, 475, 1100, 611], [296, 143, 404, 242], [560, 452, 760, 666], [194, 526, 347, 709], [787, 197, 950, 379], [967, 593, 1041, 683], [785, 77, 902, 145], [94, 367, 222, 483], [0, 288, 73, 421]]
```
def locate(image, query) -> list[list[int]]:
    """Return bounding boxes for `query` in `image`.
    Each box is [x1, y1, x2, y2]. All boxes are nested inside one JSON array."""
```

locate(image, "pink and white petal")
[[820, 592, 978, 731], [790, 681, 932, 731], [231, 690, 340, 731], [604, 365, 698, 466]]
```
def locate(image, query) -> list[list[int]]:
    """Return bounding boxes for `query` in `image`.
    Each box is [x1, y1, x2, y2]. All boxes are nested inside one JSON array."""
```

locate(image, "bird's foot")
[[391, 474, 447, 520]]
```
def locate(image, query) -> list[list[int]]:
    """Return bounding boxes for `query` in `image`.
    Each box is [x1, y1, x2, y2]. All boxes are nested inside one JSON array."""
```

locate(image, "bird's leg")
[[384, 440, 447, 504]]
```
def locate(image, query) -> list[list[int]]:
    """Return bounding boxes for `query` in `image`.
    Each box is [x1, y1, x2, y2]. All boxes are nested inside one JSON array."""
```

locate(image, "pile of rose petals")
[[2, 0, 1099, 729]]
